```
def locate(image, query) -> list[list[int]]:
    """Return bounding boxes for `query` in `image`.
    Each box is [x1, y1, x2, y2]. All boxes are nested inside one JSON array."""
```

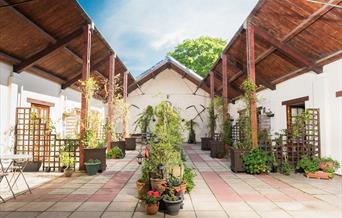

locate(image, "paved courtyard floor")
[[0, 144, 341, 218]]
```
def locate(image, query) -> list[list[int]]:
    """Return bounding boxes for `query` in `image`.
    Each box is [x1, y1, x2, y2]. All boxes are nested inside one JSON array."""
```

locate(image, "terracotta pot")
[[319, 161, 334, 171], [145, 203, 159, 215], [306, 171, 330, 180], [150, 178, 167, 194], [180, 182, 187, 193], [63, 168, 73, 177], [136, 179, 149, 200]]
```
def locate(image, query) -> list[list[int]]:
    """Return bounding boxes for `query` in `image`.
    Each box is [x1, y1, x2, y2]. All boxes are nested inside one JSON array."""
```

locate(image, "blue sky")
[[78, 0, 258, 78]]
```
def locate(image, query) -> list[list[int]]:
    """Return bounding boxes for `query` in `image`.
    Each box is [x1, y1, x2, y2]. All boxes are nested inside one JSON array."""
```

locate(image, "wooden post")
[[107, 53, 115, 150], [122, 70, 128, 139], [80, 24, 92, 169], [246, 21, 258, 148], [210, 71, 215, 100], [222, 54, 228, 121]]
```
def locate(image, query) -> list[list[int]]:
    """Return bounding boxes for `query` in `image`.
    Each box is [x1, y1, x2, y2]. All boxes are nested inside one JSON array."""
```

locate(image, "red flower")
[[147, 191, 153, 196], [153, 191, 159, 197]]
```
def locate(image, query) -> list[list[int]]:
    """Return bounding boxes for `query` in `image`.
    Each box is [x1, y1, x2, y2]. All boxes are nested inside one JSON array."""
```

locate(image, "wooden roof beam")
[[253, 26, 323, 74], [14, 28, 83, 73]]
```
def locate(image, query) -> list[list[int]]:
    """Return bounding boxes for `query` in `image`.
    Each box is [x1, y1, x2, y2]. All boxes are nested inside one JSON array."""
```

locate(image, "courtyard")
[[1, 144, 341, 218]]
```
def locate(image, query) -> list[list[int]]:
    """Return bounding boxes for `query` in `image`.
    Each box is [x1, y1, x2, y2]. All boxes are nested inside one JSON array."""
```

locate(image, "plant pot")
[[63, 167, 73, 177], [201, 137, 211, 150], [210, 140, 225, 158], [111, 141, 126, 157], [84, 148, 107, 172], [230, 147, 249, 173], [150, 178, 167, 194], [136, 179, 149, 200], [84, 163, 99, 176], [306, 171, 331, 180], [163, 196, 183, 216], [173, 182, 186, 195], [23, 161, 42, 172], [125, 137, 137, 150], [145, 203, 159, 215], [319, 161, 334, 171]]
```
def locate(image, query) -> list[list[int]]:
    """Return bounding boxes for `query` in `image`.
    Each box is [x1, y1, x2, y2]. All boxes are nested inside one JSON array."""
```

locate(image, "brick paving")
[[0, 144, 341, 217]]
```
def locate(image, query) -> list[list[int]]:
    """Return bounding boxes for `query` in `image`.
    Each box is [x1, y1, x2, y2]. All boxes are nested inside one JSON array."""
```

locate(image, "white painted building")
[[127, 57, 211, 142], [228, 59, 342, 174], [0, 61, 107, 154]]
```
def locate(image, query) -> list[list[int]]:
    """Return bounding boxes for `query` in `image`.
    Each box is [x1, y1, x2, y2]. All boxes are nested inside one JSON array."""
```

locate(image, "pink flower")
[[153, 191, 159, 197], [147, 191, 153, 196]]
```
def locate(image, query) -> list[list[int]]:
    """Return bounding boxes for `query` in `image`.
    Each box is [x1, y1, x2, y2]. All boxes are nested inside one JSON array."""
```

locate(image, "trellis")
[[14, 107, 80, 172]]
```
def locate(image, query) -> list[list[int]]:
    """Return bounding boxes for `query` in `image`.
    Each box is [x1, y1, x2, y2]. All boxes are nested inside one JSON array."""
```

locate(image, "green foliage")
[[223, 119, 232, 145], [183, 165, 196, 193], [186, 120, 197, 143], [60, 152, 75, 169], [296, 155, 319, 173], [281, 162, 291, 175], [233, 142, 251, 149], [243, 149, 270, 174], [164, 190, 178, 201], [208, 97, 223, 138], [320, 157, 340, 173], [168, 36, 226, 77], [134, 105, 154, 134], [107, 147, 124, 159], [167, 176, 182, 187], [85, 159, 101, 164], [291, 110, 310, 138]]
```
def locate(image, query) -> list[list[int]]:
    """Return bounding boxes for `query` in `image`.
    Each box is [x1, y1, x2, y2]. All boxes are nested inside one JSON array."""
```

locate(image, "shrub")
[[183, 166, 196, 193], [107, 147, 124, 159], [281, 162, 291, 175], [296, 155, 319, 173], [319, 157, 340, 173], [243, 148, 270, 174]]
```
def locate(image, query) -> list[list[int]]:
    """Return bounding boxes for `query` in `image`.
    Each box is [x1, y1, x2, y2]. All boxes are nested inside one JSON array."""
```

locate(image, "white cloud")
[[97, 0, 258, 76]]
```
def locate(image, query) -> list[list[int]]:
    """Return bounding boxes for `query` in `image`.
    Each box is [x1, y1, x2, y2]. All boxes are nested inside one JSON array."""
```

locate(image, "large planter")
[[84, 148, 106, 172], [201, 137, 211, 150], [84, 162, 99, 176], [136, 179, 149, 200], [230, 147, 249, 173], [150, 178, 167, 194], [163, 196, 183, 216], [23, 161, 42, 172], [111, 141, 126, 157], [210, 140, 225, 158], [125, 137, 136, 150], [306, 171, 331, 180], [145, 203, 159, 215], [63, 168, 73, 177], [319, 161, 334, 171]]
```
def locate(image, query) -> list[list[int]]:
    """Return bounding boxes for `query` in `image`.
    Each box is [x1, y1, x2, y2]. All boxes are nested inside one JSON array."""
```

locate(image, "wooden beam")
[[229, 71, 244, 83], [14, 28, 83, 73], [61, 55, 110, 89], [247, 21, 258, 148], [254, 26, 322, 74], [282, 96, 309, 105], [255, 0, 341, 64], [210, 71, 215, 99], [222, 54, 229, 121], [122, 70, 128, 139], [107, 54, 115, 150], [336, 91, 342, 97], [80, 24, 92, 170]]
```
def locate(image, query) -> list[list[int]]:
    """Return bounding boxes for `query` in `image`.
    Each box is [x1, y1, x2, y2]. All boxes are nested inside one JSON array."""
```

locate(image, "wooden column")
[[246, 21, 258, 148], [210, 71, 215, 100], [122, 70, 128, 138], [107, 53, 115, 150], [222, 54, 229, 121], [80, 24, 92, 169]]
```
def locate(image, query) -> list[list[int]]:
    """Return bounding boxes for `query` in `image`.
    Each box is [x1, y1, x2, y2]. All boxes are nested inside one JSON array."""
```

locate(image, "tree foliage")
[[168, 36, 226, 77]]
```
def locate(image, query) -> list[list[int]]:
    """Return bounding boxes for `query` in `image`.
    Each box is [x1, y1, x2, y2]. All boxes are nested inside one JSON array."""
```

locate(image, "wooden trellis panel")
[[15, 107, 80, 172]]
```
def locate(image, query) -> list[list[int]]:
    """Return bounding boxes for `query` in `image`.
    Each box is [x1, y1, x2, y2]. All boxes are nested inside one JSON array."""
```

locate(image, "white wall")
[[127, 68, 211, 142], [228, 59, 342, 174], [0, 61, 107, 154]]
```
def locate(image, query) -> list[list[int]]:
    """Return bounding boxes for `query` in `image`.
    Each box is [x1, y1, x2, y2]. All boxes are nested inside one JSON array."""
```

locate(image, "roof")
[[202, 0, 342, 100], [128, 56, 209, 94], [0, 0, 135, 100]]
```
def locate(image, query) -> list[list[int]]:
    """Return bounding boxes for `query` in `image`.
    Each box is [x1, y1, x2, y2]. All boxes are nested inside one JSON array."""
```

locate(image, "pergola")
[[0, 0, 136, 167], [197, 0, 342, 147]]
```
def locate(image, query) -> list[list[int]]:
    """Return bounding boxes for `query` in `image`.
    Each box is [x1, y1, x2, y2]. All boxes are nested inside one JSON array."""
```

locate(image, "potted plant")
[[210, 137, 225, 158], [167, 176, 183, 194], [134, 105, 154, 137], [319, 157, 340, 174], [84, 159, 101, 176], [145, 191, 159, 215], [182, 166, 196, 193], [83, 128, 107, 172], [60, 152, 75, 177], [296, 155, 327, 179], [163, 190, 183, 216], [222, 119, 233, 155], [136, 162, 150, 200], [186, 120, 197, 144], [243, 148, 270, 174], [106, 146, 124, 159], [111, 133, 126, 157], [230, 142, 250, 172]]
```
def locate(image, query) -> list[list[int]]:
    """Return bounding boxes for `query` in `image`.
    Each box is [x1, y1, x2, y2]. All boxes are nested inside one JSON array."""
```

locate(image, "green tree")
[[168, 36, 226, 77]]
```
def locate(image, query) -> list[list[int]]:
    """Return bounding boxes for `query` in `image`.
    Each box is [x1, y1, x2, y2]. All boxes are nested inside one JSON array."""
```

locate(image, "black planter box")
[[125, 137, 136, 150], [23, 161, 42, 172], [210, 140, 225, 158], [111, 141, 126, 157], [201, 137, 211, 150], [230, 147, 249, 173], [84, 148, 107, 172]]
